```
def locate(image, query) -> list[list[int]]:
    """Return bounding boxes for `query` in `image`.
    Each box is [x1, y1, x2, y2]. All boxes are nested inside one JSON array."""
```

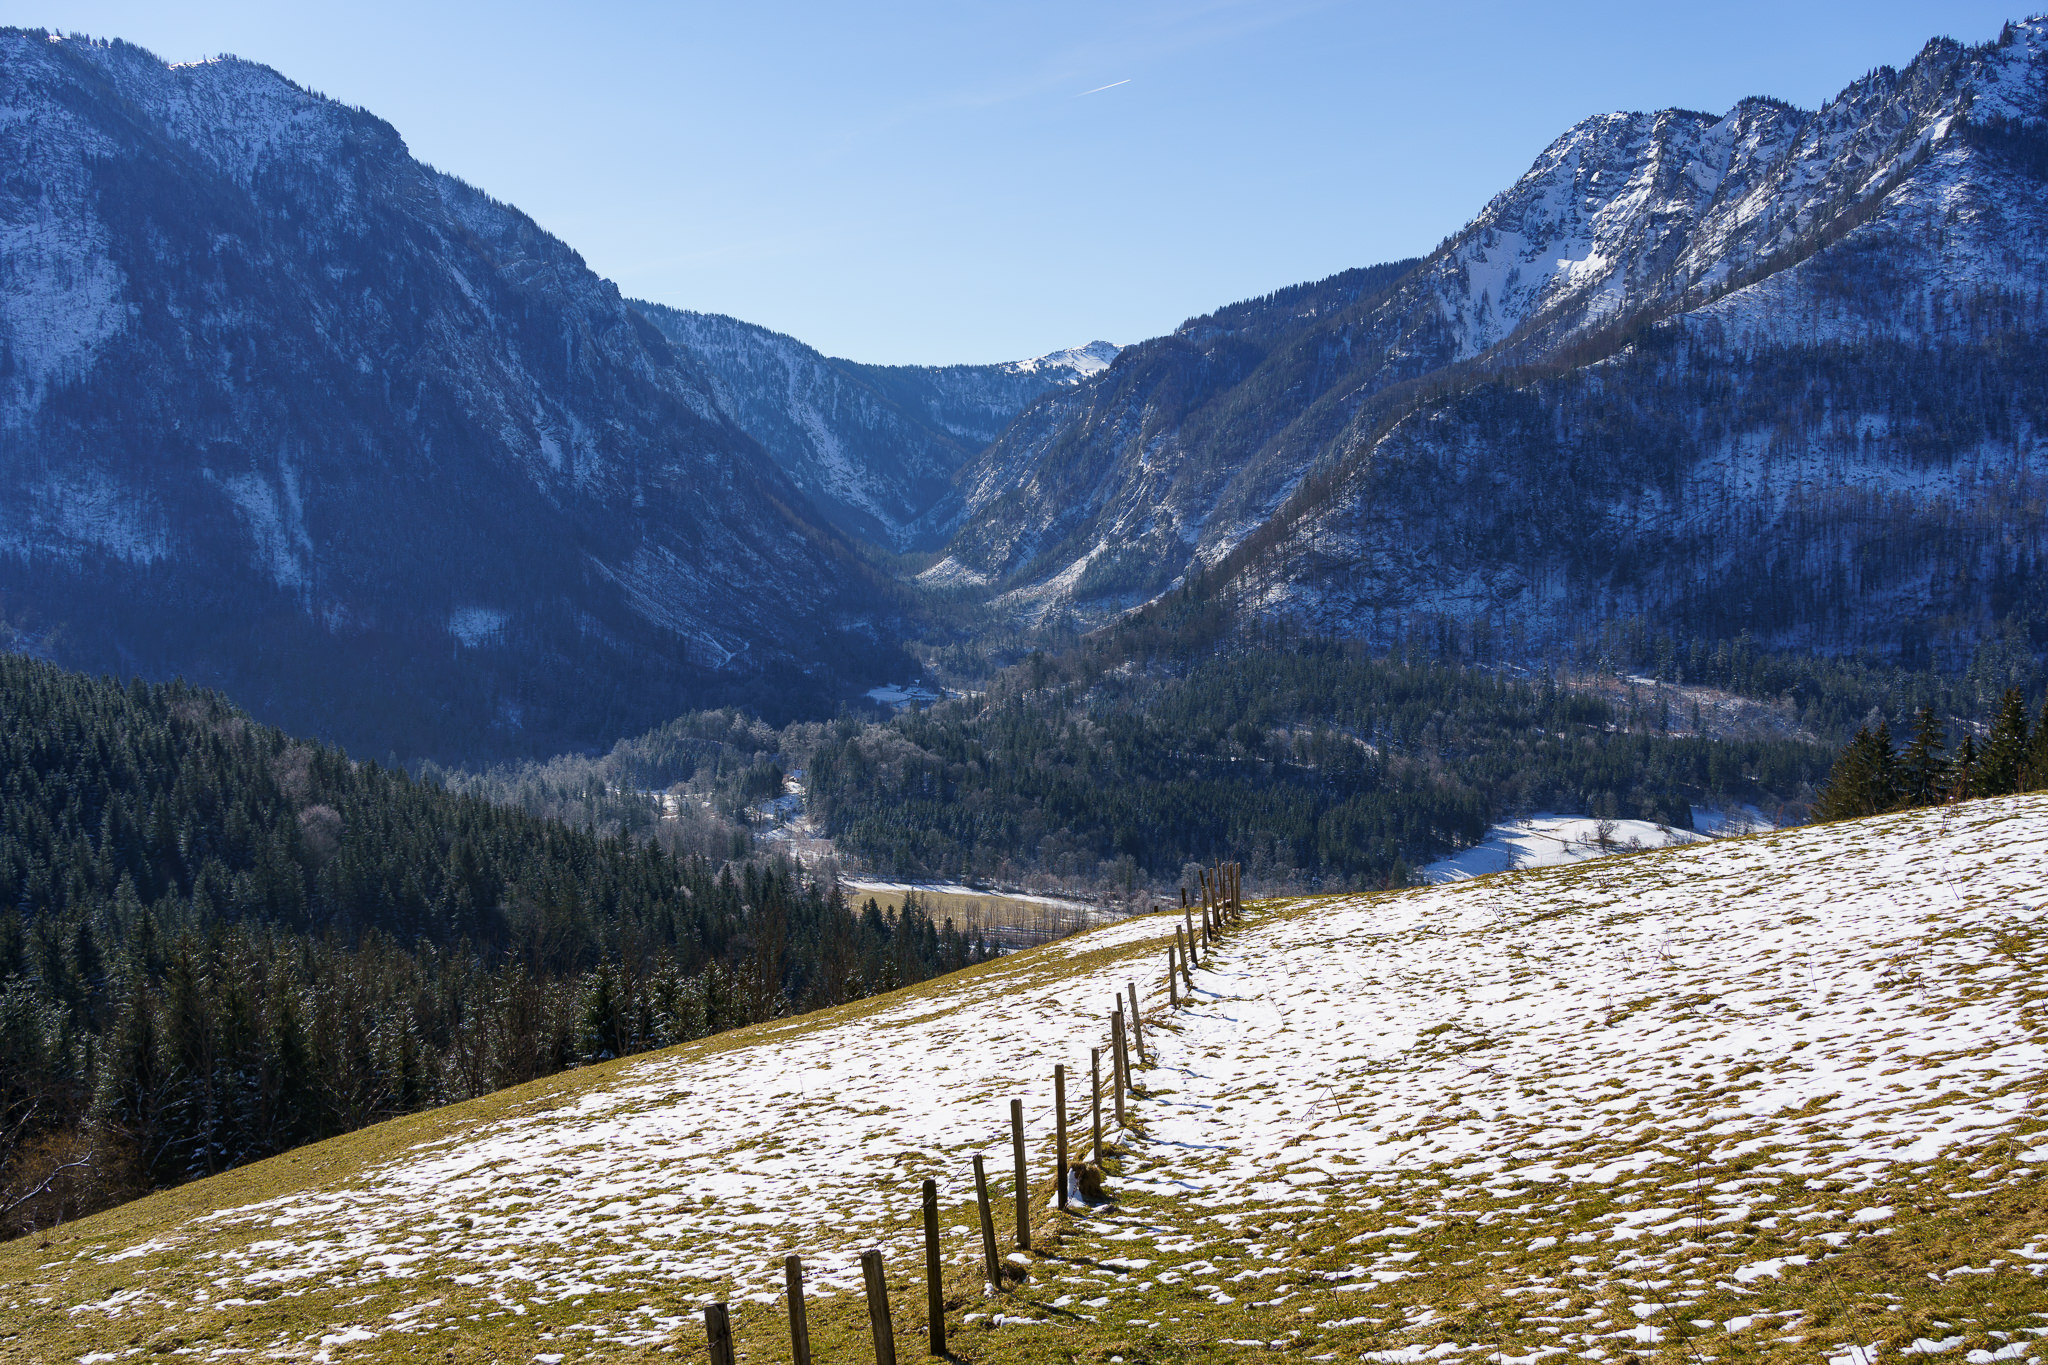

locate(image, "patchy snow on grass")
[[862, 681, 947, 708], [30, 795, 2048, 1363], [1153, 799, 2044, 1195], [116, 911, 1183, 1314]]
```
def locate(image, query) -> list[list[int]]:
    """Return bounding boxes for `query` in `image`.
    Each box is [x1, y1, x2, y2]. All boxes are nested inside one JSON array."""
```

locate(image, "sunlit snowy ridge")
[[935, 19, 2048, 651], [21, 794, 2045, 1361]]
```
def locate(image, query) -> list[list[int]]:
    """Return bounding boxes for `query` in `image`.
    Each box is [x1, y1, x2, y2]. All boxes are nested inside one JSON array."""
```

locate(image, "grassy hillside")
[[5, 796, 2045, 1363]]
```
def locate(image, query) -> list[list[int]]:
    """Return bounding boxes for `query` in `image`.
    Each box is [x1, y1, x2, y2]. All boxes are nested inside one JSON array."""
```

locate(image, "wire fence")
[[698, 861, 1249, 1362]]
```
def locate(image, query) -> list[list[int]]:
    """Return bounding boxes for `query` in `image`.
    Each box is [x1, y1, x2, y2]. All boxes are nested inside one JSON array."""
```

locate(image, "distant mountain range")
[[930, 19, 2048, 663], [633, 306, 1111, 549], [1, 20, 2043, 761], [0, 30, 1108, 758]]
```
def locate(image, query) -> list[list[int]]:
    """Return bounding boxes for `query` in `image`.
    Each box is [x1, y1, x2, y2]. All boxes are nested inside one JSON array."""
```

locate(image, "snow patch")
[[1422, 815, 1702, 882], [448, 607, 509, 648], [1006, 340, 1120, 380], [216, 465, 314, 593]]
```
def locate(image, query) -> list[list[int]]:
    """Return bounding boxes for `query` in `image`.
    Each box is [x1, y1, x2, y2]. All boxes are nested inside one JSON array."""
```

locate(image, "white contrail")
[[1079, 79, 1131, 96]]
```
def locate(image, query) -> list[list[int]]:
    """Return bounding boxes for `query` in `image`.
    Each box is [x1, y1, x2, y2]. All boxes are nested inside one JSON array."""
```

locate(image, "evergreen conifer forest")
[[1813, 686, 2048, 820], [806, 635, 1833, 888], [0, 655, 993, 1237]]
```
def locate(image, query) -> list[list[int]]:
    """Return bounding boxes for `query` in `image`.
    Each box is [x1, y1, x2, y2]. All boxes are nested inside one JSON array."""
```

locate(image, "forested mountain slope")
[[935, 19, 2048, 664], [0, 653, 987, 1237], [0, 32, 906, 761], [636, 305, 1114, 548], [806, 630, 1832, 888]]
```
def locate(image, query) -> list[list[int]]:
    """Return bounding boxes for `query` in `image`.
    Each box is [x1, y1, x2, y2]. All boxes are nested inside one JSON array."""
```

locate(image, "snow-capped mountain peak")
[[1429, 16, 2048, 359], [1004, 339, 1121, 379], [933, 15, 2048, 660]]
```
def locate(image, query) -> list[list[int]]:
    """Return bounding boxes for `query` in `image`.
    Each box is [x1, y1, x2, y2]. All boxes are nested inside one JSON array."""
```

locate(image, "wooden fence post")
[[785, 1256, 813, 1365], [1112, 1000, 1126, 1082], [921, 1180, 944, 1357], [1010, 1098, 1030, 1250], [703, 1302, 735, 1365], [1183, 912, 1197, 963], [1110, 1011, 1128, 1127], [862, 1248, 898, 1365], [1179, 923, 1195, 984], [1054, 1064, 1069, 1209], [1168, 946, 1179, 1008], [1091, 1047, 1104, 1158], [972, 1153, 1003, 1291], [1126, 982, 1144, 1062]]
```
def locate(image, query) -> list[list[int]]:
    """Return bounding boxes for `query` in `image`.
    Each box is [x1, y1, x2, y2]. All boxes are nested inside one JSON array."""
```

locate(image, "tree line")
[[0, 653, 992, 1239], [805, 635, 1834, 889], [1814, 687, 2048, 820]]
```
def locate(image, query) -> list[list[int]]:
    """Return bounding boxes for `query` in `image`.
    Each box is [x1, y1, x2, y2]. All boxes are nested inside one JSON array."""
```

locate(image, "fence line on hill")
[[699, 860, 1250, 1360]]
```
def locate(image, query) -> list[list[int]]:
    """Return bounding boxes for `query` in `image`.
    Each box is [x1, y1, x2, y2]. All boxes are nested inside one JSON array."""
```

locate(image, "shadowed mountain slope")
[[0, 32, 904, 759], [936, 20, 2048, 664]]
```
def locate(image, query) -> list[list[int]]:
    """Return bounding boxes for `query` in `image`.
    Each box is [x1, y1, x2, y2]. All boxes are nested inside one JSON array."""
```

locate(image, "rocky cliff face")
[[0, 31, 906, 759], [634, 305, 1112, 549], [936, 20, 2048, 659]]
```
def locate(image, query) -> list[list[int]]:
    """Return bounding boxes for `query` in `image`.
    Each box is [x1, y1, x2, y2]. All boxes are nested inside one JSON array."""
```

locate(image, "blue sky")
[[7, 1, 2029, 363]]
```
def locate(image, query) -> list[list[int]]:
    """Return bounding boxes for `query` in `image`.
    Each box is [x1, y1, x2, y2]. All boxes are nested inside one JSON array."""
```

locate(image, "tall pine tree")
[[1974, 689, 2032, 797], [1895, 708, 1951, 808], [1813, 722, 1899, 821]]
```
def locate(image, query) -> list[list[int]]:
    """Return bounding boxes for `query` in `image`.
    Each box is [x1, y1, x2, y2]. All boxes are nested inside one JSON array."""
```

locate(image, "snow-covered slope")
[[635, 305, 1115, 547], [0, 32, 902, 759], [15, 795, 2045, 1361], [939, 20, 2048, 654], [1419, 814, 1704, 881]]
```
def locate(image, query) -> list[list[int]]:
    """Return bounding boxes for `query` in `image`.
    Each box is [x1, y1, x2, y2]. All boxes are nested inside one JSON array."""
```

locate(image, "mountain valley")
[[2, 23, 2044, 762], [0, 15, 2046, 1346], [0, 30, 1109, 761]]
